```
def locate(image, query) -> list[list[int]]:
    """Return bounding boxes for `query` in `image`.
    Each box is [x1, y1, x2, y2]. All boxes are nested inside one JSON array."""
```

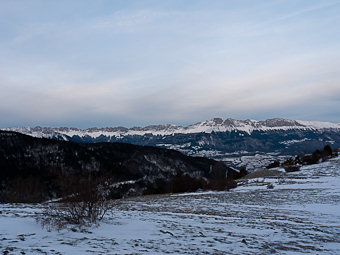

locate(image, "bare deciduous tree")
[[37, 175, 113, 231]]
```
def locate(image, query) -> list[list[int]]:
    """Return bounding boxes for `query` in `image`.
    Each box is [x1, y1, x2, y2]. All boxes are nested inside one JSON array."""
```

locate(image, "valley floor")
[[1, 157, 340, 254]]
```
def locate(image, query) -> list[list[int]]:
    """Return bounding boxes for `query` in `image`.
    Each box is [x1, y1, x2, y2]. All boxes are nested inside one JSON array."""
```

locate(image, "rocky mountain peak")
[[3, 117, 340, 139]]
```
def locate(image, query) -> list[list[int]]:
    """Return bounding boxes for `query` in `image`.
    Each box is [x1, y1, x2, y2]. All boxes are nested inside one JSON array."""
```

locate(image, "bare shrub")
[[323, 145, 333, 156], [37, 175, 113, 231], [164, 173, 205, 193], [267, 183, 274, 189], [284, 165, 301, 172], [205, 179, 237, 191], [266, 160, 280, 169], [143, 172, 237, 195], [233, 166, 249, 179]]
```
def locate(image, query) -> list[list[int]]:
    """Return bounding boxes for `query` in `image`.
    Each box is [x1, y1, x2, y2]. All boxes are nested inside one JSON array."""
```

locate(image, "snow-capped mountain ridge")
[[4, 118, 340, 139], [4, 118, 340, 170]]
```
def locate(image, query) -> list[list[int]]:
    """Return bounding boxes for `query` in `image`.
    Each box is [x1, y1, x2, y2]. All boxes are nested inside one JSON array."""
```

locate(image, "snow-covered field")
[[218, 152, 289, 170], [1, 157, 340, 254]]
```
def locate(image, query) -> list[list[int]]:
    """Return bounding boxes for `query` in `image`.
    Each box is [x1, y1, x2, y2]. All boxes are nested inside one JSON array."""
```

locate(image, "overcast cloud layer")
[[1, 0, 340, 128]]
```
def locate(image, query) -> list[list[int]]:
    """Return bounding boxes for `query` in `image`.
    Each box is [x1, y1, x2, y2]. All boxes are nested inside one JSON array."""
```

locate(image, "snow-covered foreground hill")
[[1, 157, 340, 254]]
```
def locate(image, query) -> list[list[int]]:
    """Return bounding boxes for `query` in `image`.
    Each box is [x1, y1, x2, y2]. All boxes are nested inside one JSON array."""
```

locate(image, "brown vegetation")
[[143, 172, 237, 195], [265, 145, 337, 173], [37, 175, 113, 230], [5, 176, 47, 203]]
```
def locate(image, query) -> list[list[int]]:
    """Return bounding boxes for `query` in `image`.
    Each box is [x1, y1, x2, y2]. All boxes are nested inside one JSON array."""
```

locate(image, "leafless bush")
[[267, 183, 274, 189], [284, 165, 301, 173], [37, 175, 113, 231], [205, 179, 237, 191]]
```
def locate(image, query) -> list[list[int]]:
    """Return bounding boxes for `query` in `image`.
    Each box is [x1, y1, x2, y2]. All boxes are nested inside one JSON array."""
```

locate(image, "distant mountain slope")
[[5, 118, 340, 138], [4, 118, 340, 169], [0, 131, 237, 202]]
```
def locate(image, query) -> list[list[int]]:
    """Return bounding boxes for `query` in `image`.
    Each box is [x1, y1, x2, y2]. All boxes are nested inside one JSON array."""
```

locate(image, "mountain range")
[[4, 118, 340, 169], [0, 131, 237, 202]]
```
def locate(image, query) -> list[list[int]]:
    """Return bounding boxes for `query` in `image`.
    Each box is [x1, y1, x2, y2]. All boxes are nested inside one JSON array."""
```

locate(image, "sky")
[[1, 0, 340, 128]]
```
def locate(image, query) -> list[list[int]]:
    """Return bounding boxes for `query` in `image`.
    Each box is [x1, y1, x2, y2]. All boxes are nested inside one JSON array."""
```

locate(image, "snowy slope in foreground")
[[1, 157, 340, 254], [4, 117, 340, 139]]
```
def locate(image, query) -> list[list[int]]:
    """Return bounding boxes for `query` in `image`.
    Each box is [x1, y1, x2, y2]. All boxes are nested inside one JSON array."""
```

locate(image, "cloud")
[[1, 45, 340, 127], [91, 9, 183, 30], [1, 0, 340, 127], [275, 1, 340, 22]]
